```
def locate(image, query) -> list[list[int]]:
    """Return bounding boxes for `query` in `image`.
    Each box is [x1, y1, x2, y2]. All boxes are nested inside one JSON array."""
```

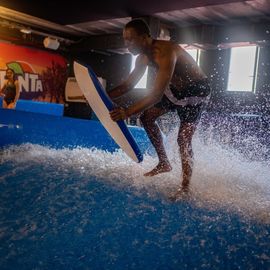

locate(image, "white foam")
[[1, 133, 269, 223]]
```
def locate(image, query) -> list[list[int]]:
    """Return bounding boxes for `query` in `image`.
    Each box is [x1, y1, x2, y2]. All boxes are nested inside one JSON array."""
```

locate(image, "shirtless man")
[[109, 19, 210, 193]]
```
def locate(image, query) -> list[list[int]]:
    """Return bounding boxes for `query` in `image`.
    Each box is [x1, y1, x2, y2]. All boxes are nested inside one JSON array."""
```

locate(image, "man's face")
[[123, 27, 144, 55]]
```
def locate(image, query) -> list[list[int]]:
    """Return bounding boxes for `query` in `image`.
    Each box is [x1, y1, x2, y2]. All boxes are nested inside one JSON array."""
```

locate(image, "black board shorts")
[[155, 95, 204, 123], [155, 78, 210, 124]]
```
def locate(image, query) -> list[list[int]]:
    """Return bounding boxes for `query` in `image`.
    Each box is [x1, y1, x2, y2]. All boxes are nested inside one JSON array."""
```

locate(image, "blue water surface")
[[0, 104, 269, 270], [0, 157, 269, 270]]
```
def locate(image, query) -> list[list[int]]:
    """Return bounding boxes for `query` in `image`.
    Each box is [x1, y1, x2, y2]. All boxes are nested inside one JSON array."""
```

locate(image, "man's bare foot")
[[144, 162, 172, 177], [168, 185, 190, 202]]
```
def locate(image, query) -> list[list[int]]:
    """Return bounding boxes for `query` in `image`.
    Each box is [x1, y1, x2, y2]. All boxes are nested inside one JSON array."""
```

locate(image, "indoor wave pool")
[[0, 108, 269, 270]]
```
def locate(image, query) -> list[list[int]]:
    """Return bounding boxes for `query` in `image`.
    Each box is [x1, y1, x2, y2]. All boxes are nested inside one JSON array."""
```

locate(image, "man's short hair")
[[125, 19, 151, 37]]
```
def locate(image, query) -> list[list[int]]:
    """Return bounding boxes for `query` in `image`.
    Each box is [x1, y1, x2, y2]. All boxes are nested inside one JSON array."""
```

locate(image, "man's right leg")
[[177, 122, 197, 189], [140, 106, 171, 176]]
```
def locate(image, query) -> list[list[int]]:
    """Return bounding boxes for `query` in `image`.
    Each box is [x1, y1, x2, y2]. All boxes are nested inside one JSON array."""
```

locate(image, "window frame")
[[226, 45, 260, 93]]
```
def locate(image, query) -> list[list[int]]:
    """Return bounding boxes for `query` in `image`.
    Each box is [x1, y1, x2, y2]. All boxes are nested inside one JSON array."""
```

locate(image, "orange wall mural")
[[0, 42, 68, 103]]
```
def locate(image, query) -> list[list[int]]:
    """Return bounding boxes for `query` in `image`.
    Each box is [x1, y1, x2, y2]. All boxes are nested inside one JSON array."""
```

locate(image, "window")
[[186, 49, 201, 66], [131, 55, 148, 88], [227, 46, 259, 92]]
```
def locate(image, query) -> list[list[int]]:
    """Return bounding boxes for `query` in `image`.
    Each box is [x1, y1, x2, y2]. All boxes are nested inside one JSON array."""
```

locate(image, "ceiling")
[[0, 0, 270, 48], [0, 0, 250, 25]]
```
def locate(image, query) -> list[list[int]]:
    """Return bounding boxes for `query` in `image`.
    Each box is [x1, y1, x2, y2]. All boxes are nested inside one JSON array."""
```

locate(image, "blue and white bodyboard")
[[73, 61, 143, 163]]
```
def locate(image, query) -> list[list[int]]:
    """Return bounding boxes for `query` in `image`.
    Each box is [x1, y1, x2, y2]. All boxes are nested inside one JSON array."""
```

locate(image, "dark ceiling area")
[[0, 0, 246, 24], [1, 0, 270, 52]]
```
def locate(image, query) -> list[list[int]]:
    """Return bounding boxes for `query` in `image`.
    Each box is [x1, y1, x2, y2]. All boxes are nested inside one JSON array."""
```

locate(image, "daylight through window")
[[186, 49, 201, 66], [227, 46, 259, 92], [131, 55, 148, 88]]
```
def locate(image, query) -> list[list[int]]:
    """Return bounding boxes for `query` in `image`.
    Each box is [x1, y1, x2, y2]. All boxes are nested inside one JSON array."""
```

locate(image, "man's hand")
[[110, 107, 128, 121]]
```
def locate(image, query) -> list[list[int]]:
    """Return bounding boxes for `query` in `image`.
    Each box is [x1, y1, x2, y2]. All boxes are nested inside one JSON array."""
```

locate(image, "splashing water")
[[1, 126, 269, 224], [1, 125, 270, 270]]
